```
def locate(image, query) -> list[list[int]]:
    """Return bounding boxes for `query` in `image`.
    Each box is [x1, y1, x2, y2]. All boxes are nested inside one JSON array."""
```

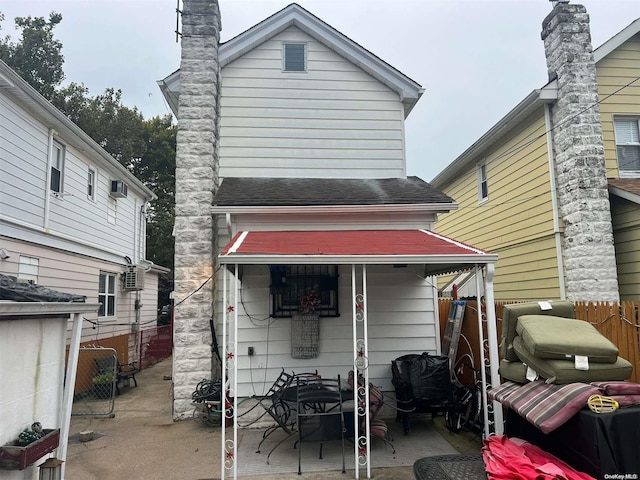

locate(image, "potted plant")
[[291, 290, 320, 359], [92, 371, 115, 399]]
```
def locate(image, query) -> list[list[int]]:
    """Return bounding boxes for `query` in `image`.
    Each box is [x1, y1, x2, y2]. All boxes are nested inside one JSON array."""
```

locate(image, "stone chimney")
[[173, 0, 221, 419], [541, 2, 619, 302]]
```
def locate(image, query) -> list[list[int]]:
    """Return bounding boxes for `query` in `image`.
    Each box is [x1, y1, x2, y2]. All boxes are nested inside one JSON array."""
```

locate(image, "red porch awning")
[[219, 229, 496, 272]]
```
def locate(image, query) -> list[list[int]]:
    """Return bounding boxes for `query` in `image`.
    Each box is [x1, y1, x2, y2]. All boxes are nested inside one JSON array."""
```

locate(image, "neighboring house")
[[159, 3, 503, 458], [431, 4, 640, 303], [0, 60, 168, 350]]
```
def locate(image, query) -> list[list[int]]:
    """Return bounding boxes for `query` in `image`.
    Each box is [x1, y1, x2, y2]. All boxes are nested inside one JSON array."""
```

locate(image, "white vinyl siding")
[[613, 117, 640, 175], [224, 264, 437, 397], [219, 26, 405, 179]]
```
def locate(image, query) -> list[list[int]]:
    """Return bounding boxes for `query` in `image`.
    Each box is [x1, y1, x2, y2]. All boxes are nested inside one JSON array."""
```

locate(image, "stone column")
[[173, 0, 221, 419], [541, 2, 619, 302]]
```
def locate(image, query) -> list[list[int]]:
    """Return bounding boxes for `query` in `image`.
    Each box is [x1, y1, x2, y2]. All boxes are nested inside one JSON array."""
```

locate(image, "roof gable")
[[159, 3, 423, 118]]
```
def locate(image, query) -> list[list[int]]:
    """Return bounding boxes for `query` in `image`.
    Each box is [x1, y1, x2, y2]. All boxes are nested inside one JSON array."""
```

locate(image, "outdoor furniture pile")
[[490, 301, 640, 478], [94, 354, 139, 396], [391, 353, 453, 434]]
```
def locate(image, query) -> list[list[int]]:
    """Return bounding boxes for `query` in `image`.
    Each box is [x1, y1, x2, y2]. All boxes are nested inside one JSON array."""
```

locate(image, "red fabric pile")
[[482, 435, 595, 480]]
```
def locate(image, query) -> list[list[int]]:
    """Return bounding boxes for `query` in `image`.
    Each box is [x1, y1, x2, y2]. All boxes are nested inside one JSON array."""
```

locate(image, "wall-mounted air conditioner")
[[110, 180, 128, 198], [123, 265, 145, 290]]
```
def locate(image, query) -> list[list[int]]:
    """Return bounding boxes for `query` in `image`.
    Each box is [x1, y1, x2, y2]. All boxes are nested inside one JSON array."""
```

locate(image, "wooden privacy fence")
[[438, 299, 640, 385]]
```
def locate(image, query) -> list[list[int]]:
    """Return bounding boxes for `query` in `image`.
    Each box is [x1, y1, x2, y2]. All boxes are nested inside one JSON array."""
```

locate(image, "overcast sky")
[[1, 0, 639, 180]]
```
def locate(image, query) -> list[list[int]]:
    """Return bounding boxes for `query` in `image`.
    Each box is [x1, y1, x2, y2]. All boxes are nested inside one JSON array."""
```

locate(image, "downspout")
[[43, 129, 56, 230], [544, 104, 566, 300]]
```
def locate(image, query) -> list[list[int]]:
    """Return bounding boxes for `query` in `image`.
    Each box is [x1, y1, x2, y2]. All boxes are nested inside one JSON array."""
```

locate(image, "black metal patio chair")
[[236, 368, 297, 453], [296, 375, 346, 475]]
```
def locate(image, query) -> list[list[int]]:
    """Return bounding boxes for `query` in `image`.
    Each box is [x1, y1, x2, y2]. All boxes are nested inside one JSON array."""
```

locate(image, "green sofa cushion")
[[516, 315, 618, 363], [499, 359, 528, 383], [513, 336, 632, 384], [500, 302, 574, 362]]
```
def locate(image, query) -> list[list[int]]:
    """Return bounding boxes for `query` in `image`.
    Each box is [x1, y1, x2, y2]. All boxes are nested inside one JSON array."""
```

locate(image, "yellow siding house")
[[432, 8, 640, 302]]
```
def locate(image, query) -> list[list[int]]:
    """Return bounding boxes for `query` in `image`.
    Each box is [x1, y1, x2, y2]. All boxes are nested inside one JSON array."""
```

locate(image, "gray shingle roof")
[[213, 177, 454, 206]]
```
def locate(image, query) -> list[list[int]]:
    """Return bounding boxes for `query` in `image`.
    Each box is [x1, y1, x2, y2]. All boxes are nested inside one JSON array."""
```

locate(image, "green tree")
[[0, 12, 64, 100]]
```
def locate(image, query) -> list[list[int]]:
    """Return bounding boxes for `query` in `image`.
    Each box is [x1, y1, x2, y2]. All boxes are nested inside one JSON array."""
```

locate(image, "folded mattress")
[[516, 315, 618, 363], [513, 336, 632, 384]]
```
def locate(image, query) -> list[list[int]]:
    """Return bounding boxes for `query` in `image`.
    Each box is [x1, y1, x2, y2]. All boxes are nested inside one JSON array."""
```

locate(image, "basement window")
[[614, 117, 640, 176], [270, 265, 339, 317], [283, 43, 306, 72]]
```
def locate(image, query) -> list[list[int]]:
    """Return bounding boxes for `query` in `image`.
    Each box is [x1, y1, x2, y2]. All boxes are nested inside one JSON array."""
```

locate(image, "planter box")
[[0, 429, 60, 470]]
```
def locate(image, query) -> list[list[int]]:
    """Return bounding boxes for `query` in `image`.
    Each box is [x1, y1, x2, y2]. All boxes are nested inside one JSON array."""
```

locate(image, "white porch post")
[[352, 264, 371, 479], [59, 312, 84, 480], [351, 265, 359, 478], [474, 265, 490, 439], [483, 263, 503, 435], [221, 264, 239, 479], [221, 266, 227, 480]]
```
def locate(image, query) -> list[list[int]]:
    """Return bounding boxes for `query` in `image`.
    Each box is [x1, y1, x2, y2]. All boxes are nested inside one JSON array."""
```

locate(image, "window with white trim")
[[18, 256, 39, 283], [614, 117, 640, 175], [477, 163, 489, 202], [98, 272, 117, 318], [107, 198, 117, 224], [50, 141, 65, 193], [87, 167, 96, 200], [283, 43, 306, 72]]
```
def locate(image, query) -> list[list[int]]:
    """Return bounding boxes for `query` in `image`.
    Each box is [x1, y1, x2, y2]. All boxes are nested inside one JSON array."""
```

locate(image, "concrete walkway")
[[65, 357, 481, 480]]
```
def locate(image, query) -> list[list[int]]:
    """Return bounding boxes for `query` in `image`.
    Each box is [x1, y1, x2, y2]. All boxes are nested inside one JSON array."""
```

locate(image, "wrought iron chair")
[[296, 375, 346, 475], [236, 368, 296, 453]]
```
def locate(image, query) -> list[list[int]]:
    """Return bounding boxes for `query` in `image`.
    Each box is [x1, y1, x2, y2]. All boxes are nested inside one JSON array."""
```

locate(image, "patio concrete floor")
[[65, 357, 482, 479]]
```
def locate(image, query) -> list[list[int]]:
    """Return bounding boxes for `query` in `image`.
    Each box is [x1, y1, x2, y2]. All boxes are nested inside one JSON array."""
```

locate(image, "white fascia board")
[[0, 302, 100, 317], [430, 83, 558, 188], [210, 203, 458, 215], [0, 61, 156, 202], [609, 185, 640, 205], [218, 253, 498, 266], [594, 18, 640, 63]]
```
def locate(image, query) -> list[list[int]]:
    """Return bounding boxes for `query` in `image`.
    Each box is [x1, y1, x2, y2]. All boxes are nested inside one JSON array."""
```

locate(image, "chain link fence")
[[72, 347, 117, 417]]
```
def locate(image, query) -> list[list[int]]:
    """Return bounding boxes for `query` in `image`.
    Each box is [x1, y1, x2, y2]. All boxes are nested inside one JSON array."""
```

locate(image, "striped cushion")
[[488, 380, 599, 434]]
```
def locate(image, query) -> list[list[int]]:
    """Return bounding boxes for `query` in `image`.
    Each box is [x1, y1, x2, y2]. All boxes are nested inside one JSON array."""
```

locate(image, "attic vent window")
[[283, 43, 306, 72]]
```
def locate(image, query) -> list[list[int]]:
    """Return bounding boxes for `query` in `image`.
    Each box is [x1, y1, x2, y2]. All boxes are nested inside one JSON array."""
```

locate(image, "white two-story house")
[[0, 60, 167, 349], [160, 5, 502, 459]]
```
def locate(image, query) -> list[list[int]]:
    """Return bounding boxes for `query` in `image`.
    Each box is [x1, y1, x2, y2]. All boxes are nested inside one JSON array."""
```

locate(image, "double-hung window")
[[98, 272, 117, 318], [50, 141, 65, 193], [87, 167, 96, 200], [477, 162, 489, 202], [614, 117, 640, 175], [283, 43, 307, 72], [18, 256, 39, 283]]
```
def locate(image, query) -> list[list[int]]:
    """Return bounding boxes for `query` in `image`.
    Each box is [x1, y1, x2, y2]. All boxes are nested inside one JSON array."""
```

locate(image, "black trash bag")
[[0, 274, 86, 302], [392, 353, 451, 403]]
